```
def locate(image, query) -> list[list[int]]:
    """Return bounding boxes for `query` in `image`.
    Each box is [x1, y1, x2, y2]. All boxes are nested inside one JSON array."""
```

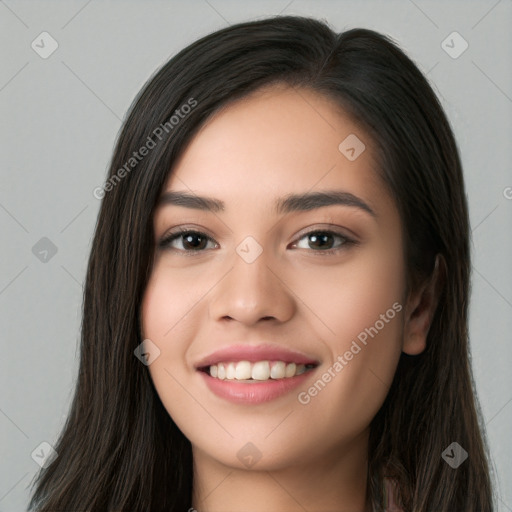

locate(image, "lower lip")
[[199, 369, 316, 404]]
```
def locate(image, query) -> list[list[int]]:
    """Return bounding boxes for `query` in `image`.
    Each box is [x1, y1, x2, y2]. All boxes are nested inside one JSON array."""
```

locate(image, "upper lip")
[[194, 344, 320, 369]]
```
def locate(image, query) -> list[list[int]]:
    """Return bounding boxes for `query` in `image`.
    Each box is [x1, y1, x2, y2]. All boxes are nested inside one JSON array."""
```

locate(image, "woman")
[[28, 15, 494, 511]]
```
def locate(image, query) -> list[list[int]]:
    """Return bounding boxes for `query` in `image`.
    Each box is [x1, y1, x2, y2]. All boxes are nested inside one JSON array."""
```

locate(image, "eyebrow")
[[158, 190, 376, 217]]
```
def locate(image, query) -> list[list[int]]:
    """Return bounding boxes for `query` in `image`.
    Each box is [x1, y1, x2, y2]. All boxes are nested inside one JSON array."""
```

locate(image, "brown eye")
[[292, 230, 355, 253], [159, 230, 218, 252]]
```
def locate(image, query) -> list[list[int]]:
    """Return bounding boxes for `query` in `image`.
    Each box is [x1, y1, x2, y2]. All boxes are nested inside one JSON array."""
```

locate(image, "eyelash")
[[158, 227, 357, 256]]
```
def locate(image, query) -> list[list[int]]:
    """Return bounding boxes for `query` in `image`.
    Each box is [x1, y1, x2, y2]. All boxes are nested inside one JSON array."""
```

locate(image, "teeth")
[[207, 360, 312, 381], [226, 362, 236, 380], [295, 364, 306, 375], [252, 361, 270, 380], [285, 362, 296, 377], [270, 361, 286, 379], [235, 360, 252, 380]]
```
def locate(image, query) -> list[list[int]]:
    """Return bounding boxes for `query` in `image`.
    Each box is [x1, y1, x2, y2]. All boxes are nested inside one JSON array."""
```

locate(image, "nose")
[[208, 247, 296, 326]]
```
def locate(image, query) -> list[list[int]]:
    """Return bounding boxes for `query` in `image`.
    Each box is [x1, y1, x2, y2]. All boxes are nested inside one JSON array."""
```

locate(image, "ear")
[[402, 254, 445, 355]]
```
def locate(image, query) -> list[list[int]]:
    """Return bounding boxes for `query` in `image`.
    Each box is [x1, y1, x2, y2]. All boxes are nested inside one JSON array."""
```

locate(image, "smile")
[[194, 344, 320, 403], [201, 360, 316, 381]]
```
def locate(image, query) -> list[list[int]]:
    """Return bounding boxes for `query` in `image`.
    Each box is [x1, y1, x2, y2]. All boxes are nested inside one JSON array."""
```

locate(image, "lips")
[[195, 344, 320, 404]]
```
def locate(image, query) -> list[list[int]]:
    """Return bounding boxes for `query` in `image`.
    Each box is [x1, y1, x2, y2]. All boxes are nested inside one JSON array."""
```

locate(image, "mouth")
[[194, 344, 320, 404], [198, 360, 318, 382]]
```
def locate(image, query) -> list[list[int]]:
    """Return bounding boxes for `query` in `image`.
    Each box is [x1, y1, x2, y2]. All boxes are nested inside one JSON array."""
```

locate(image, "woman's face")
[[141, 84, 408, 471]]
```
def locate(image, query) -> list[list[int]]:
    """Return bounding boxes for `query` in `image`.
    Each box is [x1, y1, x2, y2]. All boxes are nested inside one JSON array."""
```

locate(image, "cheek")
[[141, 263, 176, 338], [140, 266, 202, 422], [295, 292, 403, 439], [290, 243, 405, 351], [340, 253, 405, 390], [140, 279, 220, 453], [141, 260, 209, 340], [290, 245, 405, 423]]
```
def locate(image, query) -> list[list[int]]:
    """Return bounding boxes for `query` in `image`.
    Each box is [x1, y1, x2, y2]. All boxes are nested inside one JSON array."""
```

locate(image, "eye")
[[159, 229, 218, 253], [158, 228, 356, 255], [291, 230, 355, 254]]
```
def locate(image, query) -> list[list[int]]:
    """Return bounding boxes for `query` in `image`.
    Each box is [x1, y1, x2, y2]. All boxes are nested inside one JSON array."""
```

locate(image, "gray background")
[[1, 1, 511, 510]]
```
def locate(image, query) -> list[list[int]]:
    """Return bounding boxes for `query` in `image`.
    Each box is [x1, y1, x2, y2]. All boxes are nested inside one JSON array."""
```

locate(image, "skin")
[[141, 84, 439, 512]]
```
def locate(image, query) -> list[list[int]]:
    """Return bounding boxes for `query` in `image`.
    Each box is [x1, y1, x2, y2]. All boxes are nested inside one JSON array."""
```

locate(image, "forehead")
[[162, 84, 389, 216]]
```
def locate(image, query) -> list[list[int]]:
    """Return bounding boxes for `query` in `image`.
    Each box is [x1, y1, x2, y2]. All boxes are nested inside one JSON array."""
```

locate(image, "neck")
[[191, 432, 370, 512]]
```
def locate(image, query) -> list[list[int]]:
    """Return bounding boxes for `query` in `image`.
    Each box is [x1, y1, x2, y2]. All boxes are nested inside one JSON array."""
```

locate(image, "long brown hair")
[[28, 15, 494, 511]]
